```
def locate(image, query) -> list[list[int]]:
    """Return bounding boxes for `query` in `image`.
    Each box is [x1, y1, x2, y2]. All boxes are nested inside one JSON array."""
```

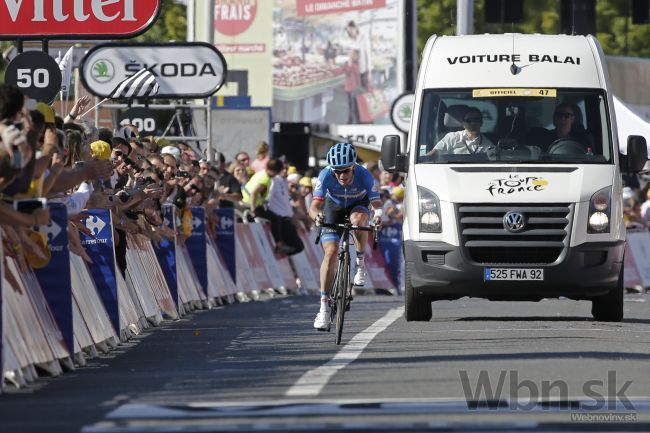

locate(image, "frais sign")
[[0, 0, 160, 39]]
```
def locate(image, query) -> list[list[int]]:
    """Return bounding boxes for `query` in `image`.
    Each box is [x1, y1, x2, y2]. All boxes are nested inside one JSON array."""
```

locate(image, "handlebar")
[[315, 222, 381, 250]]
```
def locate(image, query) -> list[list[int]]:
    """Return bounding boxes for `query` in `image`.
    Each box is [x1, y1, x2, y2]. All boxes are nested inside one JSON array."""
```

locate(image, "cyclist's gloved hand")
[[372, 208, 383, 228], [314, 213, 324, 227]]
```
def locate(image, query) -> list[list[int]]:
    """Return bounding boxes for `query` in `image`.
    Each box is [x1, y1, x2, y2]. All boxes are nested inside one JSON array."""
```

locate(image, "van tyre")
[[405, 263, 432, 321], [591, 266, 624, 322]]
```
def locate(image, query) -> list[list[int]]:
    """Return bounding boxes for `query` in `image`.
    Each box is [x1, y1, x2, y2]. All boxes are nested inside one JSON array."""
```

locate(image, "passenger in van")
[[426, 107, 495, 157], [532, 103, 593, 153]]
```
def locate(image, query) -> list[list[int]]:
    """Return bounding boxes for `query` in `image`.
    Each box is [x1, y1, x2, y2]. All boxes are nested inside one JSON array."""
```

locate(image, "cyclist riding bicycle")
[[308, 142, 383, 330]]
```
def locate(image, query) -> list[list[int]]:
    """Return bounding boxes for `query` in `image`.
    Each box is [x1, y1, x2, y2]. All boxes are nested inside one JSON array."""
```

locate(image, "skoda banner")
[[81, 42, 227, 99], [79, 209, 119, 334], [187, 208, 208, 297], [34, 203, 73, 353], [153, 204, 178, 307], [213, 208, 236, 283]]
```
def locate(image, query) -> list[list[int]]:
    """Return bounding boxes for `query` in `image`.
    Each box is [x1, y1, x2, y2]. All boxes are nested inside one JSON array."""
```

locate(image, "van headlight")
[[418, 186, 442, 233], [588, 186, 611, 233]]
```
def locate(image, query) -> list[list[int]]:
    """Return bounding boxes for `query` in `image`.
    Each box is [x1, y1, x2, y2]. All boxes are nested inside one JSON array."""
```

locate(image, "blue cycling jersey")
[[313, 164, 380, 207]]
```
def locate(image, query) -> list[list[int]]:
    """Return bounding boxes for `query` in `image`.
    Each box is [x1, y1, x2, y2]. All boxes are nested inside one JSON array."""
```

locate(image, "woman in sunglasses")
[[308, 142, 383, 331], [427, 106, 494, 157]]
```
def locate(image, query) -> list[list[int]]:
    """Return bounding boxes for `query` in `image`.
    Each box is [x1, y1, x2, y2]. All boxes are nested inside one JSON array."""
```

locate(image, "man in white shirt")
[[428, 107, 495, 157]]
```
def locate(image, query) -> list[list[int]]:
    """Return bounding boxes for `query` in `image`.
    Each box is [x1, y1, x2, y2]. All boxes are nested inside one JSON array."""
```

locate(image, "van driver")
[[426, 107, 495, 157]]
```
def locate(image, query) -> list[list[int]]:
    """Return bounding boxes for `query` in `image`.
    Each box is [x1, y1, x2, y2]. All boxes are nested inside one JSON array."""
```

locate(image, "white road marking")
[[286, 307, 404, 397]]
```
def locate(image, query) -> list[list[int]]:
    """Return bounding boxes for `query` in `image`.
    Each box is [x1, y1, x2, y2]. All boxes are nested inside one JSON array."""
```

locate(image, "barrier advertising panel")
[[213, 208, 236, 283], [272, 0, 403, 125], [0, 0, 160, 39], [187, 208, 208, 297], [79, 209, 119, 334], [378, 223, 402, 291], [153, 204, 178, 306], [34, 203, 73, 352]]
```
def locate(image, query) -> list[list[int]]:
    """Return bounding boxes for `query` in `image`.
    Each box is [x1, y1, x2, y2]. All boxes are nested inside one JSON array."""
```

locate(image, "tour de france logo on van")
[[91, 60, 115, 83], [487, 174, 549, 196]]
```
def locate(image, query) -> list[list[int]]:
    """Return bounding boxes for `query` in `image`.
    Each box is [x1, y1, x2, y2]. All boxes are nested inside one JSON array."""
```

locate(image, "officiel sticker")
[[473, 88, 557, 98], [487, 174, 549, 196]]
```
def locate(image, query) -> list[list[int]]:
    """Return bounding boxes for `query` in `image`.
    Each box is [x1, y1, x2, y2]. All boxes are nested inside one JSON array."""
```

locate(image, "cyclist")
[[309, 142, 383, 330]]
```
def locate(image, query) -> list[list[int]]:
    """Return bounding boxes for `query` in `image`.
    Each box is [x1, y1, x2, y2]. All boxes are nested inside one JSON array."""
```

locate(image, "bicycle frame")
[[316, 217, 379, 345]]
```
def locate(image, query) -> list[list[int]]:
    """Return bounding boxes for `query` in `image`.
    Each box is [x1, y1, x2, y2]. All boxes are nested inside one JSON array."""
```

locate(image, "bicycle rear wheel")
[[335, 251, 349, 345]]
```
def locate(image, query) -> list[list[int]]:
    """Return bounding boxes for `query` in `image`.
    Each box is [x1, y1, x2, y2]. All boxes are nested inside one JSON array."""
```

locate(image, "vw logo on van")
[[503, 211, 526, 233]]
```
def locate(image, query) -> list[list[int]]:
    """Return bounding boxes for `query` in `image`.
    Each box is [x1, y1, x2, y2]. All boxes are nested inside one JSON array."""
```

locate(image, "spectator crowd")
[[0, 84, 405, 281]]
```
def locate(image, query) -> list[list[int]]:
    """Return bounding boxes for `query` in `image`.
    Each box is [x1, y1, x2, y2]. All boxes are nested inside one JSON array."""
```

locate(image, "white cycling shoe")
[[314, 310, 331, 331], [353, 263, 367, 286]]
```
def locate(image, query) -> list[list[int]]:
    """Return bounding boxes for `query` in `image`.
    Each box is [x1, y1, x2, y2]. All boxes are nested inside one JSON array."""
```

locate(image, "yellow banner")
[[473, 88, 557, 98]]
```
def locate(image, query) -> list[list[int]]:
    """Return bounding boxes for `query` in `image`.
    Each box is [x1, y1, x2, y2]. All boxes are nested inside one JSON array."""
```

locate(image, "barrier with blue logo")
[[186, 207, 207, 297], [213, 208, 236, 283], [153, 204, 179, 307], [34, 203, 73, 353], [79, 209, 119, 333], [378, 223, 403, 293]]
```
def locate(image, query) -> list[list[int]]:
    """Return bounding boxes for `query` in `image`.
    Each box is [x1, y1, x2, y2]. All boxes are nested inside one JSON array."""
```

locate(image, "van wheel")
[[405, 263, 432, 321], [591, 266, 624, 322]]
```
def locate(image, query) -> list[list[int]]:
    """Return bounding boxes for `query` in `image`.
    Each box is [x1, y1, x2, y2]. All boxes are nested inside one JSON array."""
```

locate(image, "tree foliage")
[[417, 0, 650, 58], [135, 0, 187, 43]]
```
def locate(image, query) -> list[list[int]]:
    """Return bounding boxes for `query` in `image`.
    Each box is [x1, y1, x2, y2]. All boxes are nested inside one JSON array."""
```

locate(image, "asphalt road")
[[1, 292, 650, 432]]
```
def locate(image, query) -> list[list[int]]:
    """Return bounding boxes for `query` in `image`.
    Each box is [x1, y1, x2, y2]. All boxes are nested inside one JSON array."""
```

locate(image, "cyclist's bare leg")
[[320, 241, 339, 295], [349, 210, 369, 252]]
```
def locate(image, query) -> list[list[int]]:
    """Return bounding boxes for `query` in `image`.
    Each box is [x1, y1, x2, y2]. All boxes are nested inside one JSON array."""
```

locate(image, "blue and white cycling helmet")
[[327, 142, 357, 169]]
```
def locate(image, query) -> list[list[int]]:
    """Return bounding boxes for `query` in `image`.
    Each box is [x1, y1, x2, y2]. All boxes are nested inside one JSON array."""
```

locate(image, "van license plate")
[[484, 268, 544, 281]]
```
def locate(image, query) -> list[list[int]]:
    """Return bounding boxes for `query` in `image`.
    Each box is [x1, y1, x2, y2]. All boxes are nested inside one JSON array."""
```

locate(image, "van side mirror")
[[381, 135, 408, 173], [620, 135, 648, 173]]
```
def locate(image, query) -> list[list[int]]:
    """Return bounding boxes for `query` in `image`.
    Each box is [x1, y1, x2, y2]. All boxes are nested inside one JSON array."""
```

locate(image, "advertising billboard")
[[272, 0, 404, 125], [0, 0, 160, 39], [214, 0, 273, 107]]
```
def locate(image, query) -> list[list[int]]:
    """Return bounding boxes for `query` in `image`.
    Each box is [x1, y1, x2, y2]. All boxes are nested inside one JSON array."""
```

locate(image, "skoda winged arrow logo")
[[503, 211, 526, 233]]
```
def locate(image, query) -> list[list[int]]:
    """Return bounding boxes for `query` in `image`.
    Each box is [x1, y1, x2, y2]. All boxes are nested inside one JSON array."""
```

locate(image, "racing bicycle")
[[316, 217, 379, 345]]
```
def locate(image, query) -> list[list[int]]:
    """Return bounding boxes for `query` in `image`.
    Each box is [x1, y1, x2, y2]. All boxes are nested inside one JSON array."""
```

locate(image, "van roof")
[[421, 34, 605, 90]]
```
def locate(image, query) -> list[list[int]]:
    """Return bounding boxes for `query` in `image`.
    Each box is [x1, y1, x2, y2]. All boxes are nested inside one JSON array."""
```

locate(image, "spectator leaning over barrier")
[[299, 176, 314, 211], [214, 153, 242, 209], [241, 158, 282, 218], [289, 174, 312, 231], [262, 162, 304, 255]]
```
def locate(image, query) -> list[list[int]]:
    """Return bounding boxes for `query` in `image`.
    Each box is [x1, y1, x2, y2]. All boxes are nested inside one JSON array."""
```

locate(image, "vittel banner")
[[0, 0, 160, 39], [81, 42, 227, 99]]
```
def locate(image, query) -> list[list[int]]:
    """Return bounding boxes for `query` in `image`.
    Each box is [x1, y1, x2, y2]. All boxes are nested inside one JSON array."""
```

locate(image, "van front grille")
[[457, 203, 572, 265]]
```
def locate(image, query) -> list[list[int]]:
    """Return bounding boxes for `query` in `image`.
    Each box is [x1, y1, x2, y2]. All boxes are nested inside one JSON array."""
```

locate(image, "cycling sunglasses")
[[333, 167, 353, 175]]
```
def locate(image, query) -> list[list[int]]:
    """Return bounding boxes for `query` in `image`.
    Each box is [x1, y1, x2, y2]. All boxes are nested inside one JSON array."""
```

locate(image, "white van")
[[381, 34, 648, 322]]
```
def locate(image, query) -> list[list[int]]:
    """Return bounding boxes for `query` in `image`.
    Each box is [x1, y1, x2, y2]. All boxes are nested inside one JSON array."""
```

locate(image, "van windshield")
[[415, 88, 613, 164]]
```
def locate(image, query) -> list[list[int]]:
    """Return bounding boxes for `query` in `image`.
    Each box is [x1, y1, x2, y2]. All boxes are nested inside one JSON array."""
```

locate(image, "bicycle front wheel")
[[335, 251, 350, 345]]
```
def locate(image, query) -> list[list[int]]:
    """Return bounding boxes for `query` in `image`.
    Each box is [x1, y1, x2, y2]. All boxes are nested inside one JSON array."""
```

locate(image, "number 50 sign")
[[5, 51, 62, 103]]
